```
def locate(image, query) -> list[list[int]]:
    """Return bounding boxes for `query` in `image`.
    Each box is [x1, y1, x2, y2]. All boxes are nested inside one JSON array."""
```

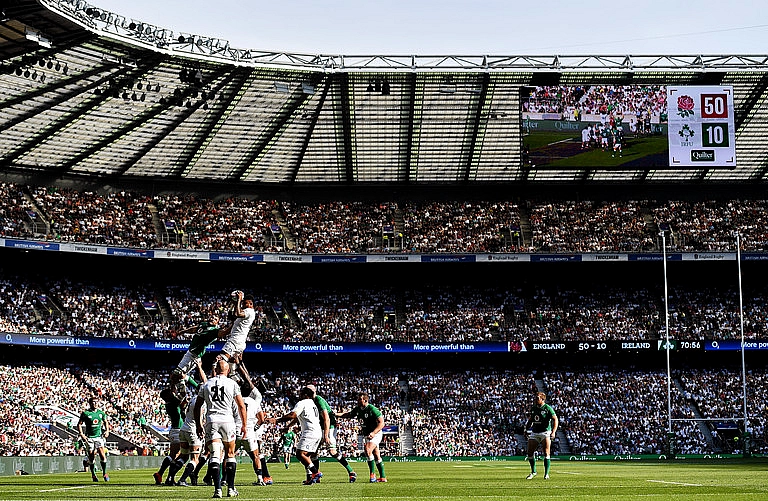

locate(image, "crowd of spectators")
[[154, 195, 281, 252], [408, 370, 533, 456], [401, 201, 522, 253], [544, 370, 709, 455], [529, 200, 654, 253], [288, 287, 395, 343], [652, 199, 768, 251], [283, 201, 398, 254], [0, 364, 162, 457], [522, 84, 666, 124], [4, 273, 768, 343], [678, 368, 768, 453], [2, 363, 762, 458], [28, 186, 157, 248], [6, 182, 768, 254], [0, 183, 33, 239]]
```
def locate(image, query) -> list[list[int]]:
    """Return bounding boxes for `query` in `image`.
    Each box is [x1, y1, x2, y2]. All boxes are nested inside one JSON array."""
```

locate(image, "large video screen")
[[521, 84, 735, 169]]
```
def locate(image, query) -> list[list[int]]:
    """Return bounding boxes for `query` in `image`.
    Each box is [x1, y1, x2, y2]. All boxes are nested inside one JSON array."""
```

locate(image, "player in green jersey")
[[77, 396, 110, 482], [336, 392, 386, 483], [524, 392, 558, 480], [306, 384, 357, 482], [173, 316, 228, 379], [281, 426, 297, 469]]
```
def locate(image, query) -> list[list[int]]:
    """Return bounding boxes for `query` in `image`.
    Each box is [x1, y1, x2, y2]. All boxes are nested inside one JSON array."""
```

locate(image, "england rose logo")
[[677, 95, 695, 118]]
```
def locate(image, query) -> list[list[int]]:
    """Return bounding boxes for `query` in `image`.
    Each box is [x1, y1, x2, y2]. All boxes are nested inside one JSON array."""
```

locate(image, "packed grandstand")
[[1, 0, 767, 468]]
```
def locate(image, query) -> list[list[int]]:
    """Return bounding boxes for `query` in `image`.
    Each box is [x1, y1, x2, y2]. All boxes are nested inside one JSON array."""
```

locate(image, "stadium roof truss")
[[1, 0, 768, 190]]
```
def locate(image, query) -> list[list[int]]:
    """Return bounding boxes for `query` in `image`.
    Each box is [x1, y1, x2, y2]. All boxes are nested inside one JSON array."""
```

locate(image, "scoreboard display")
[[667, 86, 736, 167], [521, 84, 737, 169]]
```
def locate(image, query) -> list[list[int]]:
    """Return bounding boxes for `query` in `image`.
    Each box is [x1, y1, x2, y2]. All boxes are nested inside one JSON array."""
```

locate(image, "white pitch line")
[[39, 485, 91, 492], [647, 479, 702, 487]]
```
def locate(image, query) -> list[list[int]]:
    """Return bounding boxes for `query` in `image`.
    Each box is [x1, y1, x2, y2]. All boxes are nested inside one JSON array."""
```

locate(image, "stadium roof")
[[2, 0, 768, 192]]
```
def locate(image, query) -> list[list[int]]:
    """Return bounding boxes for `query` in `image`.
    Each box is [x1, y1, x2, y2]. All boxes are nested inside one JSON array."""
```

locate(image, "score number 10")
[[700, 93, 730, 147]]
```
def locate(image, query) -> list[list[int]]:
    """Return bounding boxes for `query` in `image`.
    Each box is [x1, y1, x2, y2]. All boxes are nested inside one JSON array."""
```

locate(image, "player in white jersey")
[[218, 291, 256, 374], [176, 388, 206, 486], [267, 386, 323, 485], [234, 380, 267, 485], [194, 359, 247, 498]]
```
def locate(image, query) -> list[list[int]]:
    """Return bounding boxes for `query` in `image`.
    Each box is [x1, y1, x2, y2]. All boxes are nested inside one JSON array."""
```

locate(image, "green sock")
[[529, 457, 536, 473], [544, 458, 550, 475], [377, 460, 385, 478]]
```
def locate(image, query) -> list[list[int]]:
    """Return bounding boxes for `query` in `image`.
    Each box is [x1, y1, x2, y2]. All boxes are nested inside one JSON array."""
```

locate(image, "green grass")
[[524, 131, 669, 168], [523, 131, 569, 150], [3, 460, 768, 500]]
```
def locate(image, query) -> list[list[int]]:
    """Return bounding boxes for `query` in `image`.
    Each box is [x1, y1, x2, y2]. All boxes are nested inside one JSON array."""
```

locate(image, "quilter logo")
[[691, 150, 715, 161]]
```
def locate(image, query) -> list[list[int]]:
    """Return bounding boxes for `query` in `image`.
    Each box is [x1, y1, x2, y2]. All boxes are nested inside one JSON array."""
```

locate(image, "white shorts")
[[205, 421, 236, 444], [168, 428, 181, 444], [85, 437, 106, 453], [221, 339, 245, 358], [297, 434, 322, 454], [317, 426, 339, 451], [254, 424, 266, 441], [326, 427, 339, 449], [176, 351, 199, 375], [363, 431, 383, 448], [236, 430, 259, 452], [179, 429, 203, 449], [528, 432, 552, 444]]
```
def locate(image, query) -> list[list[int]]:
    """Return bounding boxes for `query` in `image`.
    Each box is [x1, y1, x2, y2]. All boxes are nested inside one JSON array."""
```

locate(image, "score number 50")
[[700, 93, 730, 147]]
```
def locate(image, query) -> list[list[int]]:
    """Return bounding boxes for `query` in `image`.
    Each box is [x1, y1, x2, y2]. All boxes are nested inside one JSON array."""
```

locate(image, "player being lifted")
[[217, 290, 255, 375], [173, 315, 229, 380]]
